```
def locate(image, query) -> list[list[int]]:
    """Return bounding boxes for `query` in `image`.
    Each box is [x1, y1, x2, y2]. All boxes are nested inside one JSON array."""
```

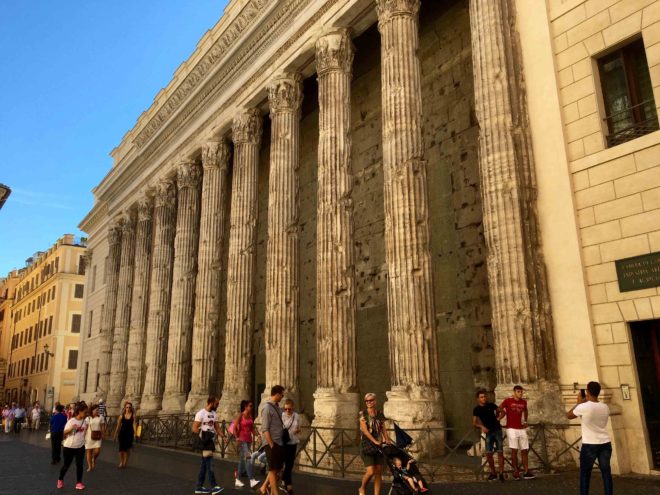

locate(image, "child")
[[393, 456, 427, 493]]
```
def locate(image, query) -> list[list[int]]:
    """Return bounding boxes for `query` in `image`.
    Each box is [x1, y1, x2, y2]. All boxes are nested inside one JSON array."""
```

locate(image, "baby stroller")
[[380, 443, 431, 495]]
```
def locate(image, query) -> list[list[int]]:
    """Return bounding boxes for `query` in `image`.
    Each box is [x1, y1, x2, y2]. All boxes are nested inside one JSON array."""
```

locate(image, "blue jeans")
[[238, 441, 254, 479], [485, 430, 503, 454], [580, 442, 613, 495], [197, 454, 217, 488]]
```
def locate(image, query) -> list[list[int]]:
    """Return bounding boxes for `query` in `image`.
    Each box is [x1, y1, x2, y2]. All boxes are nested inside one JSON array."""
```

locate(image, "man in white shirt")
[[192, 396, 226, 495], [566, 381, 612, 495]]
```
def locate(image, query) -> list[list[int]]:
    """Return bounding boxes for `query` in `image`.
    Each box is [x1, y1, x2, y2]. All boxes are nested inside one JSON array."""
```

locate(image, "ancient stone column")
[[141, 178, 177, 414], [123, 194, 154, 410], [312, 30, 359, 430], [107, 213, 137, 414], [218, 109, 262, 421], [97, 222, 122, 399], [376, 0, 444, 428], [469, 0, 560, 418], [262, 73, 303, 406], [186, 141, 231, 413], [161, 161, 203, 414]]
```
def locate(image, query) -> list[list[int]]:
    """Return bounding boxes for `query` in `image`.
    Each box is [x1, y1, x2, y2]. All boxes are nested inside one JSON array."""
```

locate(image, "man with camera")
[[566, 381, 612, 495], [192, 396, 226, 495]]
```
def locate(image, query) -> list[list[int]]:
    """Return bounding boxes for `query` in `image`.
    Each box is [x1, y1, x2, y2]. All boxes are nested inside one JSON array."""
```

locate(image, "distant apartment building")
[[0, 271, 21, 400], [2, 234, 87, 408]]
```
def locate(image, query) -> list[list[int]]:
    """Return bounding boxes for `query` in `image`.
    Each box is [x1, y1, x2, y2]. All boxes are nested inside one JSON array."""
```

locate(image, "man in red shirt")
[[499, 385, 535, 480]]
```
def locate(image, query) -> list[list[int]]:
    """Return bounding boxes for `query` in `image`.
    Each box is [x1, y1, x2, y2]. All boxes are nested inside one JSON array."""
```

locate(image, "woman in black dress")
[[113, 402, 137, 468]]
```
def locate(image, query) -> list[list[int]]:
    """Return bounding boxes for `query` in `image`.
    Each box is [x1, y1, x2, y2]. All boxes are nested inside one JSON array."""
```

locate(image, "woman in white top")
[[57, 402, 89, 491], [84, 404, 106, 472], [281, 399, 301, 495]]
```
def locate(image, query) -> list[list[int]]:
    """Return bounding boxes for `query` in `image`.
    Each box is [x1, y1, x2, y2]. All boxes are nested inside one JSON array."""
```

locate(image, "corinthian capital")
[[137, 193, 154, 221], [268, 72, 303, 114], [81, 249, 94, 265], [316, 29, 354, 75], [376, 0, 420, 24], [232, 109, 263, 145], [176, 161, 202, 190], [154, 177, 176, 207], [108, 223, 122, 247], [202, 141, 231, 171], [119, 212, 136, 235]]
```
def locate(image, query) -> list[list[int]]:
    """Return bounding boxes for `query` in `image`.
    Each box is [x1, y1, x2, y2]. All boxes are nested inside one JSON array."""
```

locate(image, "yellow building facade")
[[2, 234, 86, 409], [0, 271, 21, 400]]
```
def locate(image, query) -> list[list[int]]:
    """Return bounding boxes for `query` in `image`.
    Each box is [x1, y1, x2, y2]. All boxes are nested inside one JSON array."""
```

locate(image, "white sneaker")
[[234, 479, 245, 487], [249, 479, 261, 488]]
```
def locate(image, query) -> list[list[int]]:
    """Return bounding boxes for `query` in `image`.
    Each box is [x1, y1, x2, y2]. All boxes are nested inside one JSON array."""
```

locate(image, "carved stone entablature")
[[232, 109, 263, 145], [268, 72, 304, 114], [316, 29, 354, 75], [376, 0, 420, 24], [132, 0, 270, 148], [154, 178, 177, 207], [176, 161, 203, 190], [137, 193, 154, 222], [202, 141, 231, 171], [107, 224, 122, 247]]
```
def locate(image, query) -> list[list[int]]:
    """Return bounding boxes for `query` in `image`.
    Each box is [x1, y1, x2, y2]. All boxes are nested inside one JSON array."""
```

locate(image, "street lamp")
[[44, 344, 55, 413]]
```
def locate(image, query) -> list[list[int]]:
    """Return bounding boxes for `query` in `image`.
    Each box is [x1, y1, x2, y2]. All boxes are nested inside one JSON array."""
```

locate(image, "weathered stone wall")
[[244, 0, 493, 430]]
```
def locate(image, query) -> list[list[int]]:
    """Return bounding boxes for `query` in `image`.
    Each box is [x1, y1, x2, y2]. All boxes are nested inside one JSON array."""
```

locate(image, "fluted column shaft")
[[263, 73, 303, 402], [141, 179, 177, 414], [312, 30, 359, 428], [470, 0, 558, 403], [186, 142, 231, 413], [98, 224, 122, 398], [377, 0, 443, 426], [123, 196, 154, 410], [107, 214, 137, 413], [162, 161, 203, 414], [218, 110, 262, 421]]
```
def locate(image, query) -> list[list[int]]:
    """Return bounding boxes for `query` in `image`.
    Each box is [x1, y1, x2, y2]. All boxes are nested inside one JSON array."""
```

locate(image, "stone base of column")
[[105, 394, 123, 417], [185, 393, 210, 415], [215, 393, 244, 424], [383, 385, 445, 458], [139, 394, 163, 416], [160, 393, 187, 415], [122, 395, 142, 413], [311, 389, 359, 430]]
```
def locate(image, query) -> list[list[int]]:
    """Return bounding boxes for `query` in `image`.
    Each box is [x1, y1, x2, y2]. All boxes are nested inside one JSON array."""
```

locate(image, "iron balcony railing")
[[605, 99, 659, 147]]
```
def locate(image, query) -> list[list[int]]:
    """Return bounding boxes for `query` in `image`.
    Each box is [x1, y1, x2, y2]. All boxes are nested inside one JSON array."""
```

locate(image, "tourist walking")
[[50, 404, 67, 464], [192, 396, 225, 494], [472, 390, 505, 482], [97, 398, 107, 421], [282, 398, 301, 494], [13, 403, 26, 433], [56, 402, 88, 490], [31, 401, 42, 431], [232, 399, 260, 488], [84, 404, 105, 472], [2, 403, 14, 434], [113, 402, 137, 468], [359, 393, 391, 495], [259, 385, 286, 495], [500, 385, 535, 480], [567, 381, 613, 495]]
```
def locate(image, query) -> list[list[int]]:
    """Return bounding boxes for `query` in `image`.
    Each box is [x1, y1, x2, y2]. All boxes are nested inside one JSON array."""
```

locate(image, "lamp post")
[[44, 344, 54, 413]]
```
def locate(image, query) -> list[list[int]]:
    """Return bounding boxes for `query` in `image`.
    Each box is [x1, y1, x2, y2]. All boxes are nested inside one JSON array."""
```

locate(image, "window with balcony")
[[598, 38, 659, 147]]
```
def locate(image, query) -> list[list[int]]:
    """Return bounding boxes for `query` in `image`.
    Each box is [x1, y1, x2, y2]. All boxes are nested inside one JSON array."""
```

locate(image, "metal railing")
[[97, 414, 586, 482], [605, 99, 659, 147]]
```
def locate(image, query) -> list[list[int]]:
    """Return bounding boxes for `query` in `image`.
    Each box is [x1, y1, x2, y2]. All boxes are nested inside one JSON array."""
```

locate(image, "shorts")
[[485, 430, 503, 454], [265, 443, 285, 471], [505, 428, 529, 450]]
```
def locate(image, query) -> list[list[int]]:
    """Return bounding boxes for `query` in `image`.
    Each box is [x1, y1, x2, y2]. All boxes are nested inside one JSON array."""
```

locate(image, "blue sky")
[[0, 1, 229, 274]]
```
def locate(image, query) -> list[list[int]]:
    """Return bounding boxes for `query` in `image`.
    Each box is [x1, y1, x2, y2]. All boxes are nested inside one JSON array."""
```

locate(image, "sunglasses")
[[365, 399, 375, 403], [284, 408, 293, 412]]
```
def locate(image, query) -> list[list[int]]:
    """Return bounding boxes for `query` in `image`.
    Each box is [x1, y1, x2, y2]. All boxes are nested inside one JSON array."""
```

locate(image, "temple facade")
[[78, 0, 660, 474]]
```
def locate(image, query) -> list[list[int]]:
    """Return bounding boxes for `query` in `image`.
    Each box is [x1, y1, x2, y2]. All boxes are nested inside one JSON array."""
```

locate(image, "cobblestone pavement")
[[1, 431, 658, 495]]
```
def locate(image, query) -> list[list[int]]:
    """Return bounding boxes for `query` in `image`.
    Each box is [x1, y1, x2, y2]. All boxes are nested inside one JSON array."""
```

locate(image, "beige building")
[[0, 271, 21, 400], [2, 235, 87, 409], [78, 0, 660, 474]]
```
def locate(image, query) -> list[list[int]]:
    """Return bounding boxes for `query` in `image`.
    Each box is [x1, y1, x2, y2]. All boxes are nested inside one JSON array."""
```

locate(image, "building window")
[[48, 315, 53, 334], [55, 257, 59, 272], [74, 284, 84, 299], [91, 265, 97, 292], [51, 286, 56, 299], [67, 350, 78, 370], [103, 256, 108, 284], [78, 255, 86, 275], [87, 310, 93, 338], [71, 314, 81, 333], [598, 38, 659, 147], [83, 362, 89, 393]]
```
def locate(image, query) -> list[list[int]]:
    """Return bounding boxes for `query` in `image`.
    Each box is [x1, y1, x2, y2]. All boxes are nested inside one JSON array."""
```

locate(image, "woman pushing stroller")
[[359, 393, 393, 495]]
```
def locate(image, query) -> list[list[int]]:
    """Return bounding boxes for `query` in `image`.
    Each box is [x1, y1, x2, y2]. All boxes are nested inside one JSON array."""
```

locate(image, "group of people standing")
[[1, 401, 43, 433], [191, 385, 302, 495], [48, 398, 137, 490]]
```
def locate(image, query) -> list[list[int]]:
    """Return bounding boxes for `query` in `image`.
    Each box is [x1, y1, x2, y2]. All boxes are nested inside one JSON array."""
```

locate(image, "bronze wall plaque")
[[615, 252, 660, 292]]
